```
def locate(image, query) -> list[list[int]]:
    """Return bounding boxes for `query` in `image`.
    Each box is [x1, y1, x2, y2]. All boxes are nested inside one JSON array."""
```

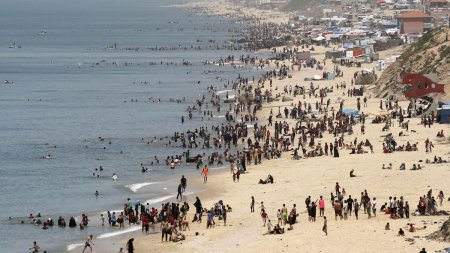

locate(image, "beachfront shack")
[[396, 11, 434, 34], [437, 103, 450, 124], [429, 0, 449, 10], [325, 49, 345, 59]]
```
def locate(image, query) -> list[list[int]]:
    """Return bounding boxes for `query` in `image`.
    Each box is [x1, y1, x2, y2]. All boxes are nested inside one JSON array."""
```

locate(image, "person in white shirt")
[[267, 219, 273, 233], [372, 197, 377, 217]]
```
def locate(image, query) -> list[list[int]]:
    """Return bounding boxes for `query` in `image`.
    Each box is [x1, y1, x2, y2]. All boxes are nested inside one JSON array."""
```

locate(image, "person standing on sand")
[[354, 199, 360, 220], [322, 216, 327, 235], [319, 196, 325, 217], [161, 220, 170, 242], [126, 238, 134, 253], [261, 209, 268, 226], [201, 165, 209, 183], [250, 196, 255, 212], [333, 144, 339, 157], [180, 175, 187, 191], [222, 206, 227, 226], [194, 197, 202, 217], [176, 183, 183, 201], [281, 204, 288, 225], [372, 197, 377, 217]]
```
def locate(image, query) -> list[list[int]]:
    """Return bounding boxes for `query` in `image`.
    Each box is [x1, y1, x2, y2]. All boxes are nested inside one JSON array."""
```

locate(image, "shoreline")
[[19, 1, 447, 252], [117, 2, 450, 253], [61, 4, 276, 251]]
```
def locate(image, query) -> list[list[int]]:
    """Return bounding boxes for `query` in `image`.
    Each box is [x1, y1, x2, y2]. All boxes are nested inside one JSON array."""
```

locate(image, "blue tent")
[[342, 108, 359, 116], [438, 103, 450, 124]]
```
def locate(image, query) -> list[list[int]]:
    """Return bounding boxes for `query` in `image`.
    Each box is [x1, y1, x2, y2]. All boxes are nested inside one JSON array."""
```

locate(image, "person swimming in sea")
[[42, 154, 52, 159]]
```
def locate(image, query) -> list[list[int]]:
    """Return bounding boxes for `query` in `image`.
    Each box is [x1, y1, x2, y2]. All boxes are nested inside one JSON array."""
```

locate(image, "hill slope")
[[375, 27, 450, 100], [283, 0, 321, 13]]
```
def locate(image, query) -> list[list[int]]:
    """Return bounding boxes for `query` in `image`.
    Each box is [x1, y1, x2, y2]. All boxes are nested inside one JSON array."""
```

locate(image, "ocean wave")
[[67, 243, 84, 251], [144, 195, 175, 205], [126, 182, 160, 193], [144, 191, 195, 205], [211, 165, 227, 170], [215, 89, 232, 95], [96, 226, 142, 239]]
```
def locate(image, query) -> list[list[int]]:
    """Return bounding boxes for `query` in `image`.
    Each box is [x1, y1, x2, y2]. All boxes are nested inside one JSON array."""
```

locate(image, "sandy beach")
[[92, 8, 450, 253], [69, 1, 450, 253]]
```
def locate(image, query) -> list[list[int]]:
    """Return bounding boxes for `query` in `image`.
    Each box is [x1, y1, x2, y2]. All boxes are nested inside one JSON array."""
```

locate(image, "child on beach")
[[261, 209, 268, 226], [201, 165, 209, 183], [277, 209, 282, 225], [322, 216, 327, 235]]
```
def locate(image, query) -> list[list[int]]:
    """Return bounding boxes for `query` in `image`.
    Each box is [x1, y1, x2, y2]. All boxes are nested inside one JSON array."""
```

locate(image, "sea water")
[[0, 0, 267, 252]]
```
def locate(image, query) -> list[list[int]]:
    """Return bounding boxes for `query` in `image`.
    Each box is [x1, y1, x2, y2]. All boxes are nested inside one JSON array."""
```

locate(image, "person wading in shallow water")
[[82, 235, 94, 253]]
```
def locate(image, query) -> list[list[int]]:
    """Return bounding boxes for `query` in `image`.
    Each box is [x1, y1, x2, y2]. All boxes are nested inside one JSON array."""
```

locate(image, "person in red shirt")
[[261, 209, 268, 227], [319, 196, 325, 217], [142, 215, 149, 234]]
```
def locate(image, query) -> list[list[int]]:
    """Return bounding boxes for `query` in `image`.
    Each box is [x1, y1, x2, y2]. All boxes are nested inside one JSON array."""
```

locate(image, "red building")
[[402, 73, 445, 99], [397, 11, 434, 34]]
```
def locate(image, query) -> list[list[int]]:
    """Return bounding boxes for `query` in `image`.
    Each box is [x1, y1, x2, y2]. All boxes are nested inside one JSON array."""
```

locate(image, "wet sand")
[[91, 3, 450, 253]]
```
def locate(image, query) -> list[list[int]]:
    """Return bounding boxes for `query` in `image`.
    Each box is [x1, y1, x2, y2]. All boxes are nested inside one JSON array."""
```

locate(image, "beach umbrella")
[[313, 75, 322, 80], [342, 108, 359, 116]]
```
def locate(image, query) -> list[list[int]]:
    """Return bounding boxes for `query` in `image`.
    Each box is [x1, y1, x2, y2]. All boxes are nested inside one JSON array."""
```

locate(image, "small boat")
[[4, 80, 13, 84]]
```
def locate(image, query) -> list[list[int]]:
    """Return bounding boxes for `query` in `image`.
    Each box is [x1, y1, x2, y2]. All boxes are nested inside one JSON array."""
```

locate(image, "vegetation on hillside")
[[375, 27, 450, 99]]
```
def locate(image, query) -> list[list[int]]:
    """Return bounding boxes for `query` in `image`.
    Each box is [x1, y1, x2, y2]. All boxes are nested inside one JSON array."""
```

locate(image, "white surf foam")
[[215, 89, 232, 95], [144, 191, 196, 205], [67, 243, 84, 251], [96, 226, 142, 239], [144, 195, 175, 205], [126, 182, 159, 193]]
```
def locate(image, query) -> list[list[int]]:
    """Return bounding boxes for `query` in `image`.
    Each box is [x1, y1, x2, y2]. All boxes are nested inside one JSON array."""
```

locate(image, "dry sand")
[[95, 3, 450, 253]]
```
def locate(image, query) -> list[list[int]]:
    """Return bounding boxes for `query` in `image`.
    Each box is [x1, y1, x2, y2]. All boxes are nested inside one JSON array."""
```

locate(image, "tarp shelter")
[[343, 42, 353, 48], [312, 35, 326, 41], [325, 50, 344, 59], [342, 108, 359, 116], [346, 48, 364, 57], [297, 51, 311, 61], [438, 104, 450, 124], [326, 72, 335, 80]]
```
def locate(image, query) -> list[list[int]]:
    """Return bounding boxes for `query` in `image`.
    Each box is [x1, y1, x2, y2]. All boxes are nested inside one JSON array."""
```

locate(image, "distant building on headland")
[[428, 0, 449, 9], [250, 0, 288, 6], [397, 11, 434, 34]]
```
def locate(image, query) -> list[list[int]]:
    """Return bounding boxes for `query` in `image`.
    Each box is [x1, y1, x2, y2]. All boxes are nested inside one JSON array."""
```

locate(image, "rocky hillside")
[[375, 27, 450, 100], [427, 217, 450, 242]]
